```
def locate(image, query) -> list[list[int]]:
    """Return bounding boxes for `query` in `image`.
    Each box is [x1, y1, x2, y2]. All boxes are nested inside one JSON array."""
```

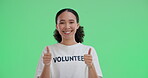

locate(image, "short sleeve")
[[90, 46, 103, 77]]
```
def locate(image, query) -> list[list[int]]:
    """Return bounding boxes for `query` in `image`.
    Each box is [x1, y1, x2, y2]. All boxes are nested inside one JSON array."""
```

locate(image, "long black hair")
[[53, 8, 85, 43]]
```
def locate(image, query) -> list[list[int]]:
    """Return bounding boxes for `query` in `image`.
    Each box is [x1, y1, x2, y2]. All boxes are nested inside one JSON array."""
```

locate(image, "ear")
[[77, 23, 80, 29], [56, 24, 58, 30]]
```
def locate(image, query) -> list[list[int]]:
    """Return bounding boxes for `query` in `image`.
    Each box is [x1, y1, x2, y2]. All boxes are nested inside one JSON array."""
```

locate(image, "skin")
[[56, 11, 79, 45], [40, 11, 102, 78]]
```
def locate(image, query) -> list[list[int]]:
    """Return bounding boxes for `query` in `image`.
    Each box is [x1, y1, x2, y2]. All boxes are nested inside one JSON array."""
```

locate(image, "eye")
[[70, 22, 74, 24], [60, 22, 64, 24]]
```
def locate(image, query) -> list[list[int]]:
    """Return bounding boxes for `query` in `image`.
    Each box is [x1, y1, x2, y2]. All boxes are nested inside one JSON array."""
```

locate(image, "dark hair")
[[53, 8, 85, 43]]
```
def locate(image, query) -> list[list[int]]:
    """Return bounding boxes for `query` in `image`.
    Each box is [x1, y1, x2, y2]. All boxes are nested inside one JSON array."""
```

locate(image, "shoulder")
[[42, 43, 59, 53], [45, 43, 59, 48], [81, 43, 95, 49], [79, 43, 97, 54]]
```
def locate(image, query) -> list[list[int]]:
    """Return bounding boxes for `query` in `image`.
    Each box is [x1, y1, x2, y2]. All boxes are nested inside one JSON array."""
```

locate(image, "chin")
[[63, 35, 73, 40], [61, 33, 76, 40]]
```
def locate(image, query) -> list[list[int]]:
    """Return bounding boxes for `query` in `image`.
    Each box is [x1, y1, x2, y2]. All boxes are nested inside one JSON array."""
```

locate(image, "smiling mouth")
[[63, 31, 72, 35]]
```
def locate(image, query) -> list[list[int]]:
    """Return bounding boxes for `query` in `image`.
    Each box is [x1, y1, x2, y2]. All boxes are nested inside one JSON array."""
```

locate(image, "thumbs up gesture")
[[84, 48, 93, 68], [43, 46, 52, 66]]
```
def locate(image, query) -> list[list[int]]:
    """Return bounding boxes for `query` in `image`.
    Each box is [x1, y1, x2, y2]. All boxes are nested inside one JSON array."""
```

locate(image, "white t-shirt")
[[35, 43, 103, 78]]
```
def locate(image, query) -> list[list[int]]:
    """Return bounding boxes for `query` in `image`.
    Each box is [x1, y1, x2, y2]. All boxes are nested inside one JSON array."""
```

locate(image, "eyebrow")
[[69, 19, 74, 21], [60, 19, 65, 22], [59, 19, 75, 22]]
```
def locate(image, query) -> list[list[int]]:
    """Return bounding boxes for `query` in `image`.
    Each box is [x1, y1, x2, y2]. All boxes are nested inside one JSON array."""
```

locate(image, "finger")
[[44, 53, 51, 56], [84, 58, 92, 61], [44, 59, 51, 61], [46, 46, 50, 53], [84, 55, 92, 59], [84, 56, 92, 59], [43, 56, 51, 59], [88, 48, 91, 55]]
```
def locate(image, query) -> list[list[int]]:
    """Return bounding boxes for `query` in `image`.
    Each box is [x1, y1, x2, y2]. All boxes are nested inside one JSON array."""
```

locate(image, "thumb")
[[88, 48, 91, 55], [46, 46, 50, 53]]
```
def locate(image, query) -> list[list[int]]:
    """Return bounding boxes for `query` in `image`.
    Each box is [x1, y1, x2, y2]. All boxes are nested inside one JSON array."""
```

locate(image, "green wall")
[[0, 0, 148, 78]]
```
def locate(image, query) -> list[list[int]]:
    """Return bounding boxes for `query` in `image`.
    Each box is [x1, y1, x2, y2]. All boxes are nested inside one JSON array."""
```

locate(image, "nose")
[[65, 23, 70, 29]]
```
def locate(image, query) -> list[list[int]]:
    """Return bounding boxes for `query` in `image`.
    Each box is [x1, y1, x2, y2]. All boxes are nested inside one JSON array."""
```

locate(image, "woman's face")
[[56, 11, 79, 40]]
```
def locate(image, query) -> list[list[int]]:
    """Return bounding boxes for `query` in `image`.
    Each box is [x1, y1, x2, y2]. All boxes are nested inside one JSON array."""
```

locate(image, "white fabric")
[[35, 43, 103, 78]]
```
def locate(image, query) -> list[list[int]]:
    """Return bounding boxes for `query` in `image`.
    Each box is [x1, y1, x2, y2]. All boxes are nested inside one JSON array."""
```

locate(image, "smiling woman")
[[54, 9, 85, 44], [35, 8, 103, 78]]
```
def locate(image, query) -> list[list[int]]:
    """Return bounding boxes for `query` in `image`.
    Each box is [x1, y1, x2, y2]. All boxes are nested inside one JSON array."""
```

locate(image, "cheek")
[[71, 23, 77, 28], [72, 25, 78, 30], [57, 25, 64, 31]]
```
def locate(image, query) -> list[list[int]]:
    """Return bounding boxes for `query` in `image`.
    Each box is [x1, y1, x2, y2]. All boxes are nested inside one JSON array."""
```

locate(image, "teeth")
[[63, 31, 71, 33], [64, 32, 70, 33]]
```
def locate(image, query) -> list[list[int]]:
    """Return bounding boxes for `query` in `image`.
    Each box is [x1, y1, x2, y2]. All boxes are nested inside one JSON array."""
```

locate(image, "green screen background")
[[0, 0, 148, 78]]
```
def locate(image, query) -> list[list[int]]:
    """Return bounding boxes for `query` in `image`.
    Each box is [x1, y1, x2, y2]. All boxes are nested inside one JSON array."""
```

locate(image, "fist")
[[43, 46, 52, 66], [84, 48, 93, 68]]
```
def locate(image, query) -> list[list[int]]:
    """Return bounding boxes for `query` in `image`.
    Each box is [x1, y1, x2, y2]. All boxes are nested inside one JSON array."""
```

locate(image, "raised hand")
[[84, 48, 93, 68], [43, 46, 52, 66]]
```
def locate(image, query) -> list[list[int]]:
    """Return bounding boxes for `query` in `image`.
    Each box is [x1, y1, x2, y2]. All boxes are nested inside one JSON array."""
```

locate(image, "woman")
[[35, 8, 103, 78]]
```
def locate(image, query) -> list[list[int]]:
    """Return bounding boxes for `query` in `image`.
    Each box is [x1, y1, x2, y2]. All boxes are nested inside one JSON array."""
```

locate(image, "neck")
[[60, 38, 78, 46]]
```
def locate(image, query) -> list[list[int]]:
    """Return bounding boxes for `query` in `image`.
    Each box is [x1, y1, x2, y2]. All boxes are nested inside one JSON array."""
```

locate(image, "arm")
[[88, 64, 102, 78], [84, 48, 102, 78], [40, 65, 50, 78], [40, 46, 51, 78]]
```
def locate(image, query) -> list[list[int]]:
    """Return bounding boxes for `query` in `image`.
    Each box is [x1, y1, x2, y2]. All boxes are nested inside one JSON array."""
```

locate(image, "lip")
[[63, 31, 72, 35]]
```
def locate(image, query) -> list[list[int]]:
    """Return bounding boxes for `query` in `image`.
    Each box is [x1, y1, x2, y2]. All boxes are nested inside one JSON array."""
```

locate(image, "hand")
[[84, 48, 93, 68], [43, 46, 52, 66]]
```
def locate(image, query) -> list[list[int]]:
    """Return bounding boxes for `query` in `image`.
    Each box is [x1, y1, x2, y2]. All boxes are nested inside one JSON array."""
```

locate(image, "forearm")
[[40, 65, 50, 78], [88, 64, 102, 78]]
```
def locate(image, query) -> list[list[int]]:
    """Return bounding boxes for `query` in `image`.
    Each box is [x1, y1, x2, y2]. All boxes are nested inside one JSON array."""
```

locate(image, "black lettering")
[[69, 56, 74, 61], [81, 56, 84, 61], [57, 57, 61, 62], [73, 56, 76, 61], [65, 56, 69, 61], [78, 56, 80, 61], [53, 58, 57, 63], [62, 56, 65, 62], [53, 55, 84, 63]]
